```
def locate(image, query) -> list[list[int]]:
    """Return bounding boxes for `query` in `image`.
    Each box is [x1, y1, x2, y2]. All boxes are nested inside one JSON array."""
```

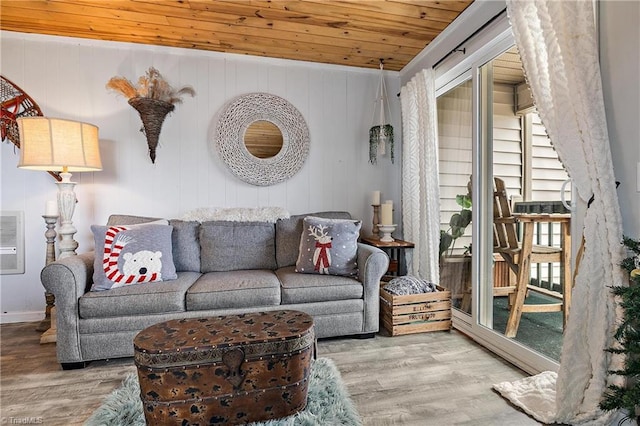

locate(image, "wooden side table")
[[360, 236, 414, 278]]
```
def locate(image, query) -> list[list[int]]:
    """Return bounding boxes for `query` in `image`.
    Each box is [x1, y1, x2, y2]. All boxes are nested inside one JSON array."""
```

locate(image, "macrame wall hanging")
[[106, 67, 195, 163], [369, 60, 394, 164]]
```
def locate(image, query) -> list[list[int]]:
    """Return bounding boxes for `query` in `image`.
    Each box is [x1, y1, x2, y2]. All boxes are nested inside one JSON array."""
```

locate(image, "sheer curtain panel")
[[400, 69, 441, 283], [493, 1, 627, 424]]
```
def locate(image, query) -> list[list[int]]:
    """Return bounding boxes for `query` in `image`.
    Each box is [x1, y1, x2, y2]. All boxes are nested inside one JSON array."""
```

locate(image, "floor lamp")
[[17, 117, 101, 343], [17, 117, 102, 258]]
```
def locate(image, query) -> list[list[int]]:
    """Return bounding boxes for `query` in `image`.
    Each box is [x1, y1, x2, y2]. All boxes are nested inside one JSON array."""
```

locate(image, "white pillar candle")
[[45, 200, 58, 216], [381, 203, 393, 225], [372, 190, 381, 205], [384, 199, 393, 204]]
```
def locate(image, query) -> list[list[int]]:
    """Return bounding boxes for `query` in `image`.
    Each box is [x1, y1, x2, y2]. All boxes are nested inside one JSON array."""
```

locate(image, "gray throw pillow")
[[91, 224, 177, 291], [169, 219, 200, 272], [295, 216, 361, 277]]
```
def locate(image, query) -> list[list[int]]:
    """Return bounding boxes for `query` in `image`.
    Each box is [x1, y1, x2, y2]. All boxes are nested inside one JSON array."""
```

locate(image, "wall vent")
[[0, 211, 25, 275]]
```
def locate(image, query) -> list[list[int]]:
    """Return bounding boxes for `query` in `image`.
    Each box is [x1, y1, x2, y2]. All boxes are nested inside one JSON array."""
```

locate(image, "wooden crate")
[[380, 285, 452, 336]]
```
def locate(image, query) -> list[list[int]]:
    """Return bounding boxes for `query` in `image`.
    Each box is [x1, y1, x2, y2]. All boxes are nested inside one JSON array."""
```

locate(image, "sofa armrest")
[[41, 251, 95, 363], [357, 243, 389, 333]]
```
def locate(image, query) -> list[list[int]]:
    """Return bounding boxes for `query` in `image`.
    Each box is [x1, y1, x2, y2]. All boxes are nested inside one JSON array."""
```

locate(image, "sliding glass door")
[[435, 19, 571, 374], [436, 75, 473, 316], [482, 48, 571, 362]]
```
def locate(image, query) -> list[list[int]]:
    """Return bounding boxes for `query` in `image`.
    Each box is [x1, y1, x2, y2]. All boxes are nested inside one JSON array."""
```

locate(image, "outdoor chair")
[[492, 177, 572, 338]]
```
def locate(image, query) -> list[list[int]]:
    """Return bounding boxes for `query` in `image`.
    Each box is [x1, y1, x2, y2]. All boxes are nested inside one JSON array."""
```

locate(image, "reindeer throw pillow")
[[295, 216, 361, 277]]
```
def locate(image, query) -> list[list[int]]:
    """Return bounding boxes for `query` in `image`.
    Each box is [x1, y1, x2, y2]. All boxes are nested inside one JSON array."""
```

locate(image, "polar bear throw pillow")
[[295, 216, 361, 277], [91, 224, 177, 291]]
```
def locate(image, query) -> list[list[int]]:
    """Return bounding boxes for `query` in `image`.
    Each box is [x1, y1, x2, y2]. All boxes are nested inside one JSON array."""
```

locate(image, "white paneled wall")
[[0, 31, 401, 322]]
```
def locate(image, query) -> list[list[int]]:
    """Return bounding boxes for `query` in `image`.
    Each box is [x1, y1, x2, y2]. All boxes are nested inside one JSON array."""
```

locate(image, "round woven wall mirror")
[[244, 120, 283, 159], [214, 93, 310, 186]]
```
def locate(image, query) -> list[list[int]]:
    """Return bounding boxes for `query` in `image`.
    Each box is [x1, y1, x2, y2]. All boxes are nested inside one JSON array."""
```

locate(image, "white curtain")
[[494, 1, 627, 424], [399, 69, 440, 283]]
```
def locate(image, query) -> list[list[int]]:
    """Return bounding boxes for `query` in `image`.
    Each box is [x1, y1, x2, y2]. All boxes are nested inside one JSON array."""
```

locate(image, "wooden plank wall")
[[0, 31, 401, 320]]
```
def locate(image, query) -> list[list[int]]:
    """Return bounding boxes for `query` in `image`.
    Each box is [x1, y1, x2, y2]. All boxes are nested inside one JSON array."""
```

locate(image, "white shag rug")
[[493, 371, 558, 424], [84, 357, 362, 426], [494, 372, 633, 425], [181, 207, 290, 223]]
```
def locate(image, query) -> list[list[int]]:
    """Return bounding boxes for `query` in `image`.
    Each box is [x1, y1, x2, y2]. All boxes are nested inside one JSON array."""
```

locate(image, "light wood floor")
[[0, 322, 541, 425]]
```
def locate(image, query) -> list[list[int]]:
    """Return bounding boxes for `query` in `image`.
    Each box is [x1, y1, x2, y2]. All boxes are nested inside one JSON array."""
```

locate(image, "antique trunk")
[[133, 310, 315, 425]]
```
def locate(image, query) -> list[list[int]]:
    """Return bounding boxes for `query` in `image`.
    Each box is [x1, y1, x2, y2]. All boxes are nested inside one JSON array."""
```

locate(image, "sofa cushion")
[[295, 216, 361, 276], [275, 211, 352, 268], [200, 221, 276, 272], [169, 220, 200, 272], [91, 224, 178, 291], [80, 271, 200, 318], [276, 266, 363, 304], [186, 270, 281, 310]]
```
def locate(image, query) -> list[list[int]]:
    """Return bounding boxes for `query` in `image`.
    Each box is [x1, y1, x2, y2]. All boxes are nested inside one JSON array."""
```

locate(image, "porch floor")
[[492, 292, 564, 361]]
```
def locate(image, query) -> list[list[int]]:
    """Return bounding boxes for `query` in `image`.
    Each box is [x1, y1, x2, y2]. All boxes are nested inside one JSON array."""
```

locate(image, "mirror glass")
[[244, 120, 283, 158]]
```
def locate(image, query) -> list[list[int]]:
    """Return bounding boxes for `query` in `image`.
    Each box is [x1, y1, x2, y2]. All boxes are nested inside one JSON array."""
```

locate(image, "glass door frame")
[[435, 15, 561, 375]]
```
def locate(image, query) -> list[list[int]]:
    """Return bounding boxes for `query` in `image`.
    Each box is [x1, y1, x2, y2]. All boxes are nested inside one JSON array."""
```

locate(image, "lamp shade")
[[17, 117, 102, 172]]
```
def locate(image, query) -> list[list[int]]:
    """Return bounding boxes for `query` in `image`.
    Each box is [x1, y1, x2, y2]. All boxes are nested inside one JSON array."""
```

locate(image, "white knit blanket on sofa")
[[180, 207, 290, 223]]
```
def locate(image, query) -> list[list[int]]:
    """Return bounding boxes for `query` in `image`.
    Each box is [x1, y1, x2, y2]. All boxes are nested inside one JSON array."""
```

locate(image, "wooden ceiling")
[[0, 0, 474, 71]]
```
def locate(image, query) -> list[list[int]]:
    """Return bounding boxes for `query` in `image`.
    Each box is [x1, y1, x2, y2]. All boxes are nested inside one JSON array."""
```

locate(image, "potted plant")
[[439, 193, 472, 257]]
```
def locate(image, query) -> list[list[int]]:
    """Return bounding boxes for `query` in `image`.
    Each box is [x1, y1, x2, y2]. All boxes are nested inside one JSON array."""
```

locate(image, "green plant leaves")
[[440, 194, 472, 257], [439, 230, 453, 256], [456, 194, 472, 209]]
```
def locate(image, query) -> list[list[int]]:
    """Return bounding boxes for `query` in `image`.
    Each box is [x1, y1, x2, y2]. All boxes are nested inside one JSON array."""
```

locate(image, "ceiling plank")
[[45, 0, 433, 48], [312, 0, 472, 19], [0, 7, 416, 65], [194, 0, 451, 33], [0, 17, 408, 70], [0, 0, 473, 71]]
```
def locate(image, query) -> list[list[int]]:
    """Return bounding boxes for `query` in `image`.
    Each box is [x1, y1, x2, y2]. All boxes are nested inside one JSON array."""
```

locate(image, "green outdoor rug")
[[84, 357, 362, 426], [493, 292, 564, 361]]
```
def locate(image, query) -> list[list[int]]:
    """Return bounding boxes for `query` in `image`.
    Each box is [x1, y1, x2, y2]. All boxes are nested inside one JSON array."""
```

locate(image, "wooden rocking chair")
[[493, 177, 572, 338]]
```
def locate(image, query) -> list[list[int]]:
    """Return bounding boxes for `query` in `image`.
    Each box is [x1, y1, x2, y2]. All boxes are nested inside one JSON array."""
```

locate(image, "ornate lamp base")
[[56, 172, 78, 259]]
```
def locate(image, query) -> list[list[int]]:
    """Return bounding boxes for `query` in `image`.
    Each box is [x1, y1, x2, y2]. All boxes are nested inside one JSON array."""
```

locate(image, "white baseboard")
[[0, 311, 43, 324]]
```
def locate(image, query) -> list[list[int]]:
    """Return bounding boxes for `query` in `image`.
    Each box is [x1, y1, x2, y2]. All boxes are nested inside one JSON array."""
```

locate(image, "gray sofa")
[[41, 211, 389, 369]]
